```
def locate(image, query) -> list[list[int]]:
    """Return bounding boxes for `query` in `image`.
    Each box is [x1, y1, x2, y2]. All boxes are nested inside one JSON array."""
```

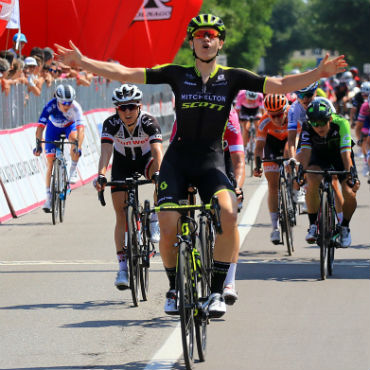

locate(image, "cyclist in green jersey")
[[56, 14, 347, 317], [298, 100, 360, 248]]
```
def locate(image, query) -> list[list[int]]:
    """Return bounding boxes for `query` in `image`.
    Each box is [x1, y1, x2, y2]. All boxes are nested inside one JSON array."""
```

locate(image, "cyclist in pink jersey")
[[235, 90, 264, 147]]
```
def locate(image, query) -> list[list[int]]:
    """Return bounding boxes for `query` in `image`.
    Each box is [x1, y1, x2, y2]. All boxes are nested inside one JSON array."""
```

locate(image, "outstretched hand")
[[54, 41, 83, 68], [317, 53, 348, 78]]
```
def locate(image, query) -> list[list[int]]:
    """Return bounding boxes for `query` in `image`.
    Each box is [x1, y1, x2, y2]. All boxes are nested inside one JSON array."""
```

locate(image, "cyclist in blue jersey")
[[56, 14, 347, 318], [33, 84, 85, 212]]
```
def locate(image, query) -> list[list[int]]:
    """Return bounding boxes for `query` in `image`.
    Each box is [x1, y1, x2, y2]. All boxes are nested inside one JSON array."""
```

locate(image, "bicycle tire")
[[319, 192, 329, 280], [178, 241, 195, 370], [139, 213, 150, 301], [196, 219, 211, 362], [327, 198, 336, 276], [280, 181, 294, 255], [127, 205, 140, 306], [59, 165, 67, 223], [51, 161, 59, 225]]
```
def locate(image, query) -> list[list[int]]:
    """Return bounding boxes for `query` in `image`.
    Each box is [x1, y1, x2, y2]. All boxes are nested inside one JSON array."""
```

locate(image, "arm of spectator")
[[26, 74, 41, 96], [1, 78, 11, 96], [76, 72, 91, 86]]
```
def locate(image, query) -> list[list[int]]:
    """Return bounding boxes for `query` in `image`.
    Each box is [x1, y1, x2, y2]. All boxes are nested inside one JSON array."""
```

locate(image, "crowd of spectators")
[[0, 33, 95, 97]]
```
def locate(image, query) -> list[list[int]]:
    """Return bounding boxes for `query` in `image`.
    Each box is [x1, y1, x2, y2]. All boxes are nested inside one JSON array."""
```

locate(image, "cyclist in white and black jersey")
[[94, 84, 163, 290]]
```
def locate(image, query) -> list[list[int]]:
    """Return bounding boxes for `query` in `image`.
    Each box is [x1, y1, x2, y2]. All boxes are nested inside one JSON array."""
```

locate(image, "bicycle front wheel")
[[327, 200, 336, 276], [127, 205, 140, 306], [280, 181, 294, 256], [59, 165, 68, 223], [139, 212, 150, 301], [51, 161, 59, 225], [178, 242, 195, 370], [319, 192, 330, 280]]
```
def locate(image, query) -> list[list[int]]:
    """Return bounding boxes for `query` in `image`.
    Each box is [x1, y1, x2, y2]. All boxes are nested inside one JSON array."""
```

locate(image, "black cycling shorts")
[[111, 150, 153, 193], [157, 144, 234, 205], [309, 149, 356, 183], [239, 106, 259, 121], [263, 134, 287, 160]]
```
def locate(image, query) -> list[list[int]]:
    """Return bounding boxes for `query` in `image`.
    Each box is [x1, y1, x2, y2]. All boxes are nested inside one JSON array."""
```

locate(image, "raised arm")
[[55, 41, 145, 84], [265, 53, 347, 94]]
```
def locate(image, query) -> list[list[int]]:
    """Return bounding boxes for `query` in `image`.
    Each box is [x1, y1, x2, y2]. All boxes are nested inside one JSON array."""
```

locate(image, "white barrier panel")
[[0, 105, 164, 222], [0, 124, 45, 217], [0, 182, 12, 223]]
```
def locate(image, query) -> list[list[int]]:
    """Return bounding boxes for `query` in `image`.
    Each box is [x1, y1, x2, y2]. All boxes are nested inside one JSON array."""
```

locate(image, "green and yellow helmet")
[[187, 14, 226, 40]]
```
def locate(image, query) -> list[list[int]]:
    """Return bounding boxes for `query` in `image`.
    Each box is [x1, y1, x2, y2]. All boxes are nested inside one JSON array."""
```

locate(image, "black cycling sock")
[[165, 267, 176, 290], [308, 213, 318, 225], [341, 218, 350, 227], [211, 261, 230, 294]]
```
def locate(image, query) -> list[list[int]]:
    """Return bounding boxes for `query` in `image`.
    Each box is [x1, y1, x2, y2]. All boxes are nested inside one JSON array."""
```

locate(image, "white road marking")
[[144, 181, 269, 370]]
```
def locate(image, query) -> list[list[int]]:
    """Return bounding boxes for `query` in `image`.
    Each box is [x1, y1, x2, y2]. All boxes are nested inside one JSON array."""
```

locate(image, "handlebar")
[[98, 177, 153, 206], [146, 195, 223, 234]]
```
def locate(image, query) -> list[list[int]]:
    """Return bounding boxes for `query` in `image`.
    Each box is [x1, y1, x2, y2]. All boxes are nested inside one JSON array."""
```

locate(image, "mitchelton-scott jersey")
[[101, 111, 162, 160], [145, 63, 266, 150]]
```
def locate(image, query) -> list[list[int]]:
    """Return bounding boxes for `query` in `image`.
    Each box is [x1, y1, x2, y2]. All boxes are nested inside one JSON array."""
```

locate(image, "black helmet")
[[306, 99, 332, 123], [187, 14, 226, 40]]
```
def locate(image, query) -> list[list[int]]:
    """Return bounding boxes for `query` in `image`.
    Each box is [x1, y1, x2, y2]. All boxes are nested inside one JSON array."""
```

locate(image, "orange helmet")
[[264, 94, 288, 113]]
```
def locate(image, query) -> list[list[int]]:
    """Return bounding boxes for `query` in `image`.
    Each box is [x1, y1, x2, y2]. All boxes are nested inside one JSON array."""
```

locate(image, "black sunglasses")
[[118, 104, 139, 112], [297, 92, 314, 100]]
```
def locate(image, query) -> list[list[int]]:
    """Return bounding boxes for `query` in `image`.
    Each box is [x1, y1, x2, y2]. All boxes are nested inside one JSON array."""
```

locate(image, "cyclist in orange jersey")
[[254, 94, 290, 244]]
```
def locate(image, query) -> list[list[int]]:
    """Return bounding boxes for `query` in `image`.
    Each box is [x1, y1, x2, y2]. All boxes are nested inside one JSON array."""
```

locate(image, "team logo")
[[134, 0, 173, 21], [160, 181, 168, 190]]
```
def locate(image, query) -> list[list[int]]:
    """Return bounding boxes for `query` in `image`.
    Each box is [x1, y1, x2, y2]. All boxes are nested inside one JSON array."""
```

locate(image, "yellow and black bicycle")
[[146, 195, 222, 370]]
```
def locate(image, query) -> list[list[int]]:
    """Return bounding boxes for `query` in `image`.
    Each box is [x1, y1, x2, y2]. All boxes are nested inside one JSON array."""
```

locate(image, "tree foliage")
[[174, 0, 370, 75], [263, 0, 307, 75], [304, 0, 370, 70]]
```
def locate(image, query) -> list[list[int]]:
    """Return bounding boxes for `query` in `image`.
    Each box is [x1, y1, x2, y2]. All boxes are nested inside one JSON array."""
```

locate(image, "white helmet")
[[360, 81, 370, 95], [55, 84, 76, 103], [112, 84, 143, 106], [340, 71, 353, 81], [245, 90, 258, 100]]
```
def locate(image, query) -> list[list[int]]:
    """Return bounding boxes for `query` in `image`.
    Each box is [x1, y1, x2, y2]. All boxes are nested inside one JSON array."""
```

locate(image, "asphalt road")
[[1, 149, 369, 370]]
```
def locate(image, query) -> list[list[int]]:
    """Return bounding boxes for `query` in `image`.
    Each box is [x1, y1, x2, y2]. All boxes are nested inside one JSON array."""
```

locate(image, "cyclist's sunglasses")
[[297, 92, 314, 100], [309, 120, 329, 127], [60, 101, 72, 106], [192, 28, 220, 39], [118, 104, 139, 112]]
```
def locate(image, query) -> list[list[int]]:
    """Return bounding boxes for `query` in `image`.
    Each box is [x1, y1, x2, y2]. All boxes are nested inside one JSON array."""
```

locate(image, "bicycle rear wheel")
[[127, 205, 140, 306], [280, 181, 294, 255], [59, 165, 68, 223], [178, 242, 195, 370], [319, 192, 329, 280], [51, 161, 59, 225]]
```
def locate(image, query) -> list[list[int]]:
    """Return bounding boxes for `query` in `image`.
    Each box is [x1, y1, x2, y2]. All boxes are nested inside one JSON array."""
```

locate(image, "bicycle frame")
[[260, 156, 296, 254], [40, 135, 76, 224], [98, 174, 154, 305], [299, 167, 351, 279]]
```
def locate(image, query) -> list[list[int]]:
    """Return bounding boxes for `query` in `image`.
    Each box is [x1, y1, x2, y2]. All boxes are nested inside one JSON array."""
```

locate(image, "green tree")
[[263, 0, 308, 75], [305, 0, 370, 73]]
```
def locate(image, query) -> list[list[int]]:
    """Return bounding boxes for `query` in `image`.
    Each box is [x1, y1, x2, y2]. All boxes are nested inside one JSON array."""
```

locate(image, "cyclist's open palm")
[[55, 40, 83, 69], [318, 53, 347, 78]]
